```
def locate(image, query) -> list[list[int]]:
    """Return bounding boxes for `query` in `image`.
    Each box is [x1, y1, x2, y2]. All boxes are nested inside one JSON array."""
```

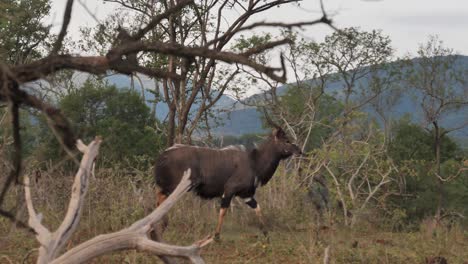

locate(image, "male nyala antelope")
[[154, 127, 302, 239]]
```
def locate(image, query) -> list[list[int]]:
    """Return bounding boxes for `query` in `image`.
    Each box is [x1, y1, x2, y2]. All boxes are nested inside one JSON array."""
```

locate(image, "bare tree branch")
[[51, 0, 75, 54], [1, 0, 336, 221], [25, 138, 101, 263], [25, 138, 212, 263], [132, 0, 194, 40], [348, 151, 370, 202], [242, 39, 293, 57]]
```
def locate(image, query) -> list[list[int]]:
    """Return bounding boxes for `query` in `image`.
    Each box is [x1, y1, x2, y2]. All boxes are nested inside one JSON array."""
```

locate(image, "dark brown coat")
[[154, 128, 302, 209]]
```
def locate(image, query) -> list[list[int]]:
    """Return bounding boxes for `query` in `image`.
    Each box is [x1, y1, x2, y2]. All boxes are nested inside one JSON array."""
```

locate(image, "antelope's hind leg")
[[245, 197, 269, 238], [156, 190, 168, 206], [214, 193, 233, 241], [150, 191, 169, 241]]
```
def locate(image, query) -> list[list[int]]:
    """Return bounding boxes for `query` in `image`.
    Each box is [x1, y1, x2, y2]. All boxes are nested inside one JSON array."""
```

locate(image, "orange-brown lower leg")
[[156, 191, 168, 207], [254, 205, 268, 236], [151, 191, 169, 241], [255, 205, 265, 226], [215, 208, 228, 238], [151, 191, 175, 262]]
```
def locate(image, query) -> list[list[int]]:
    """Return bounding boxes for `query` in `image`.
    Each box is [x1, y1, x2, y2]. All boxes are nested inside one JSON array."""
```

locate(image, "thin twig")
[[51, 0, 75, 54]]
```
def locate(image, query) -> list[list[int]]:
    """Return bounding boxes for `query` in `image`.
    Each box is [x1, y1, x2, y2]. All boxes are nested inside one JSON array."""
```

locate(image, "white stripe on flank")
[[165, 144, 186, 151], [221, 145, 246, 151]]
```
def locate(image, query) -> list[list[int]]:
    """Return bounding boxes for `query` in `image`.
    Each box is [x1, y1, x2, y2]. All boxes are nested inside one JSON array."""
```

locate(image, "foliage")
[[0, 107, 40, 160], [233, 33, 273, 65], [36, 79, 165, 167], [0, 1, 467, 259], [402, 36, 467, 142], [388, 117, 467, 225], [315, 113, 397, 226], [250, 28, 396, 156], [279, 84, 343, 150], [2, 164, 467, 263], [404, 36, 467, 122], [389, 158, 468, 226], [311, 27, 395, 110], [399, 35, 468, 219], [389, 117, 459, 163], [78, 1, 303, 146], [0, 0, 51, 64]]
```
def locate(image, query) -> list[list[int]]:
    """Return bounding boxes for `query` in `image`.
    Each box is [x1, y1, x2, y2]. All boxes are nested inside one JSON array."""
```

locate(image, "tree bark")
[[25, 138, 212, 263], [433, 121, 443, 222]]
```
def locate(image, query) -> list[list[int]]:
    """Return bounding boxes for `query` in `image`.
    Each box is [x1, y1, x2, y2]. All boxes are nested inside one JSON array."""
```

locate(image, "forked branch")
[[25, 137, 102, 263], [25, 138, 211, 264]]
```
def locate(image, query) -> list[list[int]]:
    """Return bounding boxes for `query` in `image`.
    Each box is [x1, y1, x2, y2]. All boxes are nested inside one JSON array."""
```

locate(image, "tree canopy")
[[37, 79, 165, 167]]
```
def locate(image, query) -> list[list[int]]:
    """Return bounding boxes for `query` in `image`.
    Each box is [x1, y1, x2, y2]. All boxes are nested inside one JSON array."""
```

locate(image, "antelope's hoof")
[[214, 233, 221, 242], [260, 226, 269, 237], [260, 230, 270, 243]]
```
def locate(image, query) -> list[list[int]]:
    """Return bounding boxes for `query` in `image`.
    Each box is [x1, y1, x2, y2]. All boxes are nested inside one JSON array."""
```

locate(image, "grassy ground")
[[3, 218, 467, 263], [1, 167, 467, 263]]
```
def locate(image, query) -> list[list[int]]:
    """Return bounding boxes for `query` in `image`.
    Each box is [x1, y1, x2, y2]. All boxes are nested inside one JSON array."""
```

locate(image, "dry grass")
[[0, 165, 467, 263]]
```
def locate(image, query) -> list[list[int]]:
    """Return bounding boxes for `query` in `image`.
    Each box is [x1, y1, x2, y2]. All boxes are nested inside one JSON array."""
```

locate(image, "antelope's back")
[[154, 144, 248, 197]]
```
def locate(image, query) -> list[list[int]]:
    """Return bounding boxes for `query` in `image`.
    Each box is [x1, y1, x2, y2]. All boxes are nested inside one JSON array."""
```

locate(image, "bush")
[[36, 78, 165, 168]]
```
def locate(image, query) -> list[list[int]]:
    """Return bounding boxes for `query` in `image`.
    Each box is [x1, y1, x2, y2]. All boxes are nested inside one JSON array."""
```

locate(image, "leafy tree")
[[37, 79, 165, 167], [0, 0, 332, 226], [402, 36, 468, 219], [312, 27, 395, 116], [278, 84, 343, 151], [235, 29, 398, 227], [79, 0, 327, 146], [245, 28, 395, 148], [388, 117, 467, 226], [314, 113, 397, 226], [0, 0, 51, 64], [389, 117, 458, 163]]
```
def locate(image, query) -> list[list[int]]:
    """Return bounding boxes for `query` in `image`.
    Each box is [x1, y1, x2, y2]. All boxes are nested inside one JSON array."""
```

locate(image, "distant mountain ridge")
[[106, 75, 238, 121], [211, 55, 468, 143], [106, 56, 468, 144]]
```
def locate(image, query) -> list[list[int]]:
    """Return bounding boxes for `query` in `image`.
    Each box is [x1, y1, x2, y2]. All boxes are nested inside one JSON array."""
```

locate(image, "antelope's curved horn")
[[261, 107, 281, 129]]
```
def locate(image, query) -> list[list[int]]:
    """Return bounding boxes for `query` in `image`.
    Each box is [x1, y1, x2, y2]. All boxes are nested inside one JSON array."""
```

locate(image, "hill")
[[212, 56, 468, 145], [105, 75, 238, 121], [106, 56, 468, 144]]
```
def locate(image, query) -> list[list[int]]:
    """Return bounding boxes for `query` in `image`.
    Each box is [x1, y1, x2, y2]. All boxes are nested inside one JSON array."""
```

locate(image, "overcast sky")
[[49, 0, 468, 56]]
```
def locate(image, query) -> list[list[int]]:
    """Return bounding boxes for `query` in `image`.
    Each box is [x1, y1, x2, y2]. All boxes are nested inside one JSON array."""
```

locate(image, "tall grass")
[[1, 164, 467, 263]]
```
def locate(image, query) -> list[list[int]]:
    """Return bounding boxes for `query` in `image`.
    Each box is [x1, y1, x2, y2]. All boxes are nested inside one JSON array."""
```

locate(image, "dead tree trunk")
[[25, 138, 212, 264], [433, 121, 443, 222]]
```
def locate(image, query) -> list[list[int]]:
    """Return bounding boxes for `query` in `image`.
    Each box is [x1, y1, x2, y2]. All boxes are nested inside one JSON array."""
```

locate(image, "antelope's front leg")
[[245, 197, 268, 237]]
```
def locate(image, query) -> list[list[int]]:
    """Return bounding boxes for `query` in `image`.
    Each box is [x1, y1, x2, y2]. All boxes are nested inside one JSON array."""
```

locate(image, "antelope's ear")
[[272, 127, 286, 139]]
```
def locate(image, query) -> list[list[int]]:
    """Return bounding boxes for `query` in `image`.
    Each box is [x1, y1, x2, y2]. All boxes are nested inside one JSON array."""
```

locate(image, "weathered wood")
[[25, 138, 101, 264], [323, 246, 330, 264], [25, 138, 211, 264], [51, 169, 212, 264]]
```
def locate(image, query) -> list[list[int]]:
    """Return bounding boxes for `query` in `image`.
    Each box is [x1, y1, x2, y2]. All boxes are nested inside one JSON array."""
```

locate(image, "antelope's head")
[[271, 127, 303, 158]]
